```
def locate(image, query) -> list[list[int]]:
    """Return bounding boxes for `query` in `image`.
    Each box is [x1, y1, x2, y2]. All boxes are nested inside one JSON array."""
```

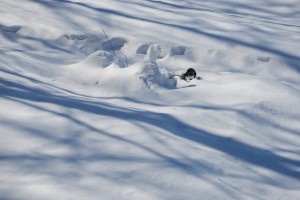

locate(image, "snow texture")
[[0, 0, 300, 200]]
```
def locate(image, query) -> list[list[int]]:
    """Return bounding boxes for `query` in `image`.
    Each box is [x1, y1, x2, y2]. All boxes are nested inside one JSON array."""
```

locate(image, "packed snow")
[[1, 0, 300, 199]]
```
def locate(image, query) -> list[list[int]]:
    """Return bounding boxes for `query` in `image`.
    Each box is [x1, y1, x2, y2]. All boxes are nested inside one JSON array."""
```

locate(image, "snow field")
[[1, 0, 300, 199]]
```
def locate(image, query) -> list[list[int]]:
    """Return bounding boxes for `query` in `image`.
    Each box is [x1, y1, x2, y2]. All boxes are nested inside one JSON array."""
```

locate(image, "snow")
[[1, 0, 300, 199]]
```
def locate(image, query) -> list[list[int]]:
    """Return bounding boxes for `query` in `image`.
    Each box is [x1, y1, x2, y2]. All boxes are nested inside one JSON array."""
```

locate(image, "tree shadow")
[[1, 0, 300, 197], [184, 104, 300, 137], [48, 0, 300, 73], [1, 69, 299, 181], [6, 0, 297, 75]]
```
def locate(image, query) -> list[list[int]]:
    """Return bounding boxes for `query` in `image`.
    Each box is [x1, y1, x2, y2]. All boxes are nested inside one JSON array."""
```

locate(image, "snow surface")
[[1, 0, 300, 199]]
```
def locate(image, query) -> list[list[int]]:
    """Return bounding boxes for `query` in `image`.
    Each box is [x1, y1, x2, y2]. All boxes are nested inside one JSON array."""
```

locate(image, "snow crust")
[[1, 0, 300, 200]]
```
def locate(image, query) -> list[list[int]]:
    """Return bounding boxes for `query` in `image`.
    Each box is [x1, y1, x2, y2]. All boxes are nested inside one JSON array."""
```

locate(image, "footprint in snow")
[[170, 46, 186, 56], [137, 43, 151, 54], [137, 43, 168, 59], [101, 37, 127, 51]]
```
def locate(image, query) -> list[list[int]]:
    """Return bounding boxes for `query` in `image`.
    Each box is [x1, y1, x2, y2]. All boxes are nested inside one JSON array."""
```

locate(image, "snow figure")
[[140, 44, 176, 89]]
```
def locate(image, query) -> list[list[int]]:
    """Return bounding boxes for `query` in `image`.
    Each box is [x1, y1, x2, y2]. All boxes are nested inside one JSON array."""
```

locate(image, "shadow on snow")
[[1, 68, 299, 182]]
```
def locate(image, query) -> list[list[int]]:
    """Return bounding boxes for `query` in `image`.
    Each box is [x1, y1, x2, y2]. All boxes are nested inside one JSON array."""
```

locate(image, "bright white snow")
[[1, 0, 300, 199]]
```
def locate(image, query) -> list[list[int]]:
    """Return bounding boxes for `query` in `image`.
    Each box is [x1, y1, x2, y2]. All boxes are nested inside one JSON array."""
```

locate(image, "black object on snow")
[[169, 68, 197, 82]]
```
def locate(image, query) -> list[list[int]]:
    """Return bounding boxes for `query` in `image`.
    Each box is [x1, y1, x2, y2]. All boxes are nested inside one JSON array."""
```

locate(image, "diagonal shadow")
[[42, 0, 300, 73], [1, 70, 299, 180]]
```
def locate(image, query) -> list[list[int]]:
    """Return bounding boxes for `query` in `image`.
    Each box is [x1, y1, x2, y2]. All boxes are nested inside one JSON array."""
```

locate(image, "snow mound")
[[139, 44, 176, 89], [74, 50, 115, 69], [139, 61, 176, 89], [64, 43, 176, 95], [144, 44, 161, 62]]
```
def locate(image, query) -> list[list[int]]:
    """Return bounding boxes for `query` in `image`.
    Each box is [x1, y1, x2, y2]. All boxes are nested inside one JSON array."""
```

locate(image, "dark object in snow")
[[169, 68, 197, 82]]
